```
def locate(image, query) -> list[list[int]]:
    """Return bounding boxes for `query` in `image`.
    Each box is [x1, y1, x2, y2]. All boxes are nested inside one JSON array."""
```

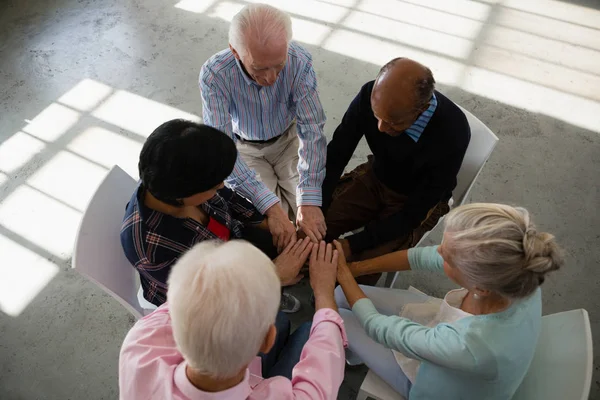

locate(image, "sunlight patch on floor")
[[0, 235, 60, 316]]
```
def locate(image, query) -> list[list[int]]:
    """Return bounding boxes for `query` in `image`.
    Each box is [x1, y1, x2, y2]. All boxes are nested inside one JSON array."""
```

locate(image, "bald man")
[[322, 58, 471, 283]]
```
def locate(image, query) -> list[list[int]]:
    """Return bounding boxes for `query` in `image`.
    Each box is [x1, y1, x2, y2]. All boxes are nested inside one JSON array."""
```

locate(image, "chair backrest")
[[453, 106, 499, 207], [512, 309, 593, 400], [387, 107, 499, 288], [73, 165, 143, 319]]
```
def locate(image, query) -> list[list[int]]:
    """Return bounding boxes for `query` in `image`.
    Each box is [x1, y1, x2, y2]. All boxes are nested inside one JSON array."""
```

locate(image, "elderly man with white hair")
[[119, 240, 347, 400], [200, 3, 328, 252]]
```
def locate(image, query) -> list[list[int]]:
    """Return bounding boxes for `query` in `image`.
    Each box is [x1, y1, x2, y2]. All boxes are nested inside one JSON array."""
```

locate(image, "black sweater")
[[322, 82, 471, 253]]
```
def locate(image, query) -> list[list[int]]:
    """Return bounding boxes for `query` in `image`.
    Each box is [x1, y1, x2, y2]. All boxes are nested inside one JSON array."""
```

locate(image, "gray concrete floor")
[[0, 0, 598, 399]]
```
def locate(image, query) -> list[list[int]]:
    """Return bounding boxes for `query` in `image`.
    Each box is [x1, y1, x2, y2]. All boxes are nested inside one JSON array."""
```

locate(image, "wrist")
[[312, 283, 336, 297], [337, 267, 355, 285], [314, 292, 337, 312], [265, 203, 282, 217]]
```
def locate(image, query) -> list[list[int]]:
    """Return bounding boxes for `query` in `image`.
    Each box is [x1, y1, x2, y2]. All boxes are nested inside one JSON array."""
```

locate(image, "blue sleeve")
[[352, 299, 494, 375], [407, 246, 445, 273]]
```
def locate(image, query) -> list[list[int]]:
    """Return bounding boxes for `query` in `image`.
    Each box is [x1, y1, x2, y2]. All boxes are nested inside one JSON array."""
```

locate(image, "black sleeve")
[[347, 131, 470, 254], [321, 84, 370, 213]]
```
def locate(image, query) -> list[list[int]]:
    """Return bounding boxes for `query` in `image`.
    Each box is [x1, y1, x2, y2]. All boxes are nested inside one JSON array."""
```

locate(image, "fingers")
[[280, 236, 294, 254], [293, 236, 312, 256], [331, 249, 339, 268], [317, 219, 327, 239], [290, 236, 304, 254], [317, 240, 327, 261], [303, 224, 319, 243], [275, 233, 284, 253], [288, 230, 297, 248], [309, 243, 318, 265], [325, 242, 333, 263], [299, 240, 314, 261]]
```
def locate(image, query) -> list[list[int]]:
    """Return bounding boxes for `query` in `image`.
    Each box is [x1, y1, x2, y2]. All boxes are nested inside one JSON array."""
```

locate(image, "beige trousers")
[[236, 123, 299, 218]]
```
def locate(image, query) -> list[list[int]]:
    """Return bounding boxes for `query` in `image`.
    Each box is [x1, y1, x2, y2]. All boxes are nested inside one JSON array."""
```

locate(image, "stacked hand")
[[266, 204, 297, 252], [273, 237, 313, 286], [309, 241, 339, 311], [297, 205, 327, 243]]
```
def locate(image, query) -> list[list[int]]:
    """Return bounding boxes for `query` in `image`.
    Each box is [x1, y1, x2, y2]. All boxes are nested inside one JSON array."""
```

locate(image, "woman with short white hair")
[[334, 203, 564, 400], [119, 240, 347, 399]]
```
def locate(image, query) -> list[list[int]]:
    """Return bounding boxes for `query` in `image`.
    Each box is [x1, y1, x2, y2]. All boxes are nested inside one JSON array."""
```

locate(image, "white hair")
[[444, 203, 563, 299], [229, 3, 293, 56], [167, 240, 281, 378]]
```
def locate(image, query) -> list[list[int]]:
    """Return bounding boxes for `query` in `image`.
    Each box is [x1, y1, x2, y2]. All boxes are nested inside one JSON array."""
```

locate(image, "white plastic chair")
[[384, 106, 499, 288], [73, 165, 157, 320], [357, 309, 593, 400], [513, 309, 593, 400]]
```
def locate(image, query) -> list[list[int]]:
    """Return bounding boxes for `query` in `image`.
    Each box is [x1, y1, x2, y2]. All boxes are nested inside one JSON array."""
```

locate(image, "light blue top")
[[352, 246, 541, 400]]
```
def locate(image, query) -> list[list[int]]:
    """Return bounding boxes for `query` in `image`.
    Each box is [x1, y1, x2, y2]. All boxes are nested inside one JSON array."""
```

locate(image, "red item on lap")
[[207, 217, 230, 241]]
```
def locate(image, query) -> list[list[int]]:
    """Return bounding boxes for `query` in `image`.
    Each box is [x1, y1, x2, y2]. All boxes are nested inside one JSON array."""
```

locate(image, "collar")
[[404, 93, 438, 142], [234, 57, 258, 86], [174, 363, 253, 400]]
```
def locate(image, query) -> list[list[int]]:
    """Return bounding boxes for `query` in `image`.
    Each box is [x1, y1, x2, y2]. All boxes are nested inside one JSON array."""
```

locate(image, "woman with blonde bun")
[[334, 203, 564, 400]]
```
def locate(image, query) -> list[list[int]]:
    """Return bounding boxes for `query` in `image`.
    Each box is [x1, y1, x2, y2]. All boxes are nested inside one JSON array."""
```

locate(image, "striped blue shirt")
[[405, 93, 438, 142], [199, 42, 327, 213]]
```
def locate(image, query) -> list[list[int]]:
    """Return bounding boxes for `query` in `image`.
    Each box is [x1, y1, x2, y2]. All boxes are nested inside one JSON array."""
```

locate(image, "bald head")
[[371, 58, 435, 136]]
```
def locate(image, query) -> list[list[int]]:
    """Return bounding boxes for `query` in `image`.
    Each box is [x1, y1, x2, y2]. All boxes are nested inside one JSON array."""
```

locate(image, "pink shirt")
[[119, 304, 348, 400]]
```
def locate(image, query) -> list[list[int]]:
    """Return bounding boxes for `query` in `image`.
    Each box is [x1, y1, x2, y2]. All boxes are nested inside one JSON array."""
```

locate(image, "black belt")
[[235, 134, 281, 145]]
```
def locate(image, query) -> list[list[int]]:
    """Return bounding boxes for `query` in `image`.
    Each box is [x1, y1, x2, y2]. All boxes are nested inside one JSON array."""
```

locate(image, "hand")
[[338, 238, 352, 261], [297, 205, 327, 243], [333, 240, 352, 281], [266, 204, 296, 252], [274, 237, 313, 286], [333, 240, 366, 307], [309, 241, 339, 296]]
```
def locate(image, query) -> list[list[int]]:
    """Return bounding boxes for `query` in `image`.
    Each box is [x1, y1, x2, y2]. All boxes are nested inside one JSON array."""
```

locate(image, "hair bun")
[[523, 230, 563, 277]]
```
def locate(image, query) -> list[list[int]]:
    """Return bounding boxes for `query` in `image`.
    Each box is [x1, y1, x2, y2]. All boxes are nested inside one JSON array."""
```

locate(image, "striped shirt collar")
[[405, 93, 437, 142], [234, 57, 256, 86]]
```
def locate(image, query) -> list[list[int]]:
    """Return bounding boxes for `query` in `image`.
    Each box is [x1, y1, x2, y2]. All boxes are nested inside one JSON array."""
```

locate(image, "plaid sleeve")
[[121, 212, 189, 306], [218, 187, 264, 225]]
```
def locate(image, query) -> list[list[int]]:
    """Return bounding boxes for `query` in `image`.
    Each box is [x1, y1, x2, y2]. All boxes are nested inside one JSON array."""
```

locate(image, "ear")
[[229, 44, 241, 60], [258, 324, 277, 354], [473, 287, 493, 298]]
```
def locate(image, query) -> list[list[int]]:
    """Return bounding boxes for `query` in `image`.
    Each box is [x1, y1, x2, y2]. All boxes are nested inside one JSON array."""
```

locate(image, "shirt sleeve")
[[407, 246, 445, 273], [347, 135, 469, 254], [352, 299, 494, 375], [285, 308, 348, 399], [218, 187, 265, 225], [199, 65, 280, 213], [293, 59, 327, 207], [320, 84, 367, 213]]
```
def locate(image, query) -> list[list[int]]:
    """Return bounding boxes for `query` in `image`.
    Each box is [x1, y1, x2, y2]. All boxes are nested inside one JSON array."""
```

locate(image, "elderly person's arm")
[[348, 245, 444, 277], [321, 84, 368, 214], [200, 66, 280, 213], [335, 242, 489, 375], [282, 241, 346, 399], [293, 56, 329, 243], [200, 66, 295, 251]]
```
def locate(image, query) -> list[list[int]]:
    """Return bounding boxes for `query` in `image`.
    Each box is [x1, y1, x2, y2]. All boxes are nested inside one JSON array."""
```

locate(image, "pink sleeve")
[[290, 308, 348, 399]]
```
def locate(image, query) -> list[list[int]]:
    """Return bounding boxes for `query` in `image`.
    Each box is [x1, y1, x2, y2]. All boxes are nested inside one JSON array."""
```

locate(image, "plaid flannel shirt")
[[120, 184, 264, 306]]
